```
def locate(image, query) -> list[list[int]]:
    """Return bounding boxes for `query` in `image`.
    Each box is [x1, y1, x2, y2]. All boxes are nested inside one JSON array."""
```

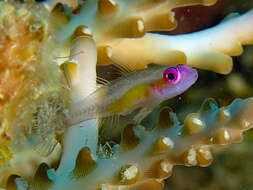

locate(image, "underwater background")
[[1, 0, 253, 189], [164, 1, 253, 189]]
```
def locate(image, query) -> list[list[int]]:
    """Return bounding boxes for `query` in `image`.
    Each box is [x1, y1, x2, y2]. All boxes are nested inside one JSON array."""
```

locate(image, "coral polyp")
[[0, 0, 253, 190]]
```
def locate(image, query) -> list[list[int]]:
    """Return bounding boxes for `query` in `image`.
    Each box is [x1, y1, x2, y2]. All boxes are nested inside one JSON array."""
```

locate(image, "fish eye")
[[163, 67, 181, 84]]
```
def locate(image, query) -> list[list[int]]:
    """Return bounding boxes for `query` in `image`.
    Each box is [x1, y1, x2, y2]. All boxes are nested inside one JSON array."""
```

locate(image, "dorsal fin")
[[96, 76, 111, 86], [111, 62, 133, 75]]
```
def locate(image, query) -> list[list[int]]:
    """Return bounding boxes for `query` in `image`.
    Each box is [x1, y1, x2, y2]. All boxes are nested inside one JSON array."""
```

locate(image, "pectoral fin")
[[133, 107, 154, 124]]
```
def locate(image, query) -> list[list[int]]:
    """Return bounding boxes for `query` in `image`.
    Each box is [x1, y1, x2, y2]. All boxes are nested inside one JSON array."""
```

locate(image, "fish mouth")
[[193, 71, 198, 82], [177, 64, 198, 82], [176, 66, 198, 91], [189, 70, 198, 85]]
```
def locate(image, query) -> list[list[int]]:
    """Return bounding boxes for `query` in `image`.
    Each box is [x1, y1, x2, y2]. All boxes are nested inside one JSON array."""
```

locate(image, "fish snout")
[[177, 64, 198, 83]]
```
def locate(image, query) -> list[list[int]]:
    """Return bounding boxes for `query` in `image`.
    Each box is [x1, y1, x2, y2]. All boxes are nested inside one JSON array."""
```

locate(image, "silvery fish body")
[[67, 64, 198, 126]]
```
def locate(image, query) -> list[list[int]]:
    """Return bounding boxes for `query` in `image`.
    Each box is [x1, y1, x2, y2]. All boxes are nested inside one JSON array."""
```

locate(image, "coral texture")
[[0, 1, 69, 186], [0, 0, 253, 190]]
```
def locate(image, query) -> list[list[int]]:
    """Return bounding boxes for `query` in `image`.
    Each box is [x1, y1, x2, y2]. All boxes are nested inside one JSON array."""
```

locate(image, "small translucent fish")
[[67, 64, 198, 126]]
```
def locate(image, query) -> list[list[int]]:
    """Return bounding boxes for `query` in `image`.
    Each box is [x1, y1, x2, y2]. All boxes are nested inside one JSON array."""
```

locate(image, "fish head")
[[151, 64, 198, 100]]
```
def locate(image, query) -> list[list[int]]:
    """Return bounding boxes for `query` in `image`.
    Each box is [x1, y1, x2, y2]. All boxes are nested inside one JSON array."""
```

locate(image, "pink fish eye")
[[163, 67, 181, 84]]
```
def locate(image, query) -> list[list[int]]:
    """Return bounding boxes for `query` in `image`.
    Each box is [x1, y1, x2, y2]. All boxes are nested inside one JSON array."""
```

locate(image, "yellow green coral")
[[0, 1, 70, 185]]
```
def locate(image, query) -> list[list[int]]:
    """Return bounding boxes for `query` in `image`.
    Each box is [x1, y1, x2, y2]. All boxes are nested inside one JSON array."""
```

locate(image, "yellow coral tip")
[[183, 147, 198, 166], [156, 160, 173, 179], [152, 136, 174, 153], [98, 0, 118, 14], [216, 108, 231, 122], [183, 113, 204, 135], [196, 147, 213, 166], [213, 128, 231, 145], [74, 25, 93, 37], [129, 17, 146, 38], [120, 164, 139, 185], [97, 45, 113, 65]]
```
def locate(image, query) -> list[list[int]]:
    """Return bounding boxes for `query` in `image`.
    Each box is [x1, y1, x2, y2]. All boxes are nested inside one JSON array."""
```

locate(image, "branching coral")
[[48, 0, 253, 74], [105, 10, 253, 74], [0, 0, 253, 190], [29, 97, 253, 190]]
